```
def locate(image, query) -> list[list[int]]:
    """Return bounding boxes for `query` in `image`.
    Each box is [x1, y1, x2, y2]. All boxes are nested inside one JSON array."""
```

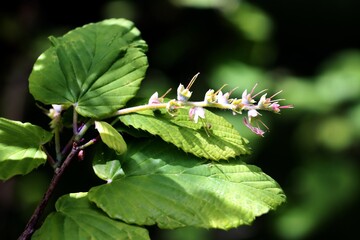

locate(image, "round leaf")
[[0, 118, 53, 180], [29, 18, 148, 118], [88, 140, 285, 230], [32, 192, 149, 240]]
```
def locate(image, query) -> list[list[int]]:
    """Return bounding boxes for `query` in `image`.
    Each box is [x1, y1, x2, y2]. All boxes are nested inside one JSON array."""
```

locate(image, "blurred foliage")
[[1, 0, 360, 239]]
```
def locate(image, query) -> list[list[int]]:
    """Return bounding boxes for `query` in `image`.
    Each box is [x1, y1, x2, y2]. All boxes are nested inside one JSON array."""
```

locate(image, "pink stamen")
[[243, 117, 265, 137]]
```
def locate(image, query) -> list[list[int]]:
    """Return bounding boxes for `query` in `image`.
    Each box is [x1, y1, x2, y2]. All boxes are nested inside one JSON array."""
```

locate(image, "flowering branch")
[[115, 73, 293, 136]]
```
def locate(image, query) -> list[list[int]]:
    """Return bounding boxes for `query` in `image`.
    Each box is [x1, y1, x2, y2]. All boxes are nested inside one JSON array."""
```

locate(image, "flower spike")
[[144, 74, 293, 137]]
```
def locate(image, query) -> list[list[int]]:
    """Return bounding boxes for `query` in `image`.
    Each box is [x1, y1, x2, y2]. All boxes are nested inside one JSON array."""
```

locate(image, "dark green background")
[[1, 1, 359, 239]]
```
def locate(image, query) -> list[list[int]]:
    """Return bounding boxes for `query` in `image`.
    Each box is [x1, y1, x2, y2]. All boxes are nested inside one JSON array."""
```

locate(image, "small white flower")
[[189, 107, 205, 123], [148, 92, 160, 104], [177, 84, 192, 102], [52, 104, 63, 113], [248, 109, 260, 122], [216, 91, 230, 105], [204, 89, 216, 103]]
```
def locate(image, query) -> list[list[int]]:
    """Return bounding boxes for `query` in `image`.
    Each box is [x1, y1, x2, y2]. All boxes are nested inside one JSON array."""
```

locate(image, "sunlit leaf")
[[29, 18, 148, 118], [0, 118, 53, 180], [92, 143, 125, 182], [119, 107, 250, 161], [95, 121, 127, 155], [32, 192, 149, 240], [89, 140, 285, 229]]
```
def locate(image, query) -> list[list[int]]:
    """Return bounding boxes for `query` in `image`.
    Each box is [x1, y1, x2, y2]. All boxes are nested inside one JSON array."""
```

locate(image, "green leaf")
[[32, 192, 149, 240], [88, 140, 285, 230], [92, 142, 125, 182], [95, 121, 127, 155], [0, 118, 53, 180], [29, 18, 148, 118], [119, 107, 250, 161]]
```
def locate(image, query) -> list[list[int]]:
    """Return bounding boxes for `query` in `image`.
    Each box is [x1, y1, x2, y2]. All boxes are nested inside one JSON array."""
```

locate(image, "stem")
[[79, 136, 100, 149], [74, 119, 94, 142], [54, 126, 61, 161], [51, 136, 75, 169], [19, 110, 95, 239], [61, 136, 75, 156], [73, 107, 78, 135], [115, 103, 168, 115], [185, 101, 231, 110], [18, 146, 80, 240], [114, 101, 232, 117]]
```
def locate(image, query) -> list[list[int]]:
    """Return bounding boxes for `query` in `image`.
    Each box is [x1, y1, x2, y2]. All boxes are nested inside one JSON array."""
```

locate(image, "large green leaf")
[[119, 107, 250, 161], [29, 18, 148, 118], [0, 118, 53, 180], [88, 140, 285, 230], [32, 192, 149, 240], [92, 143, 125, 182]]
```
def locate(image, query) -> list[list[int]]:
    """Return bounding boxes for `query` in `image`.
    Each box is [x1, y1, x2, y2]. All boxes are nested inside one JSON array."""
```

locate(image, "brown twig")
[[18, 145, 80, 240]]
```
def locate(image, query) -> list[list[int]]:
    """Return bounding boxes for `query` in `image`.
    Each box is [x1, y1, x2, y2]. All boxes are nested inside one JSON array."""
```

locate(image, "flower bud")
[[166, 99, 181, 116]]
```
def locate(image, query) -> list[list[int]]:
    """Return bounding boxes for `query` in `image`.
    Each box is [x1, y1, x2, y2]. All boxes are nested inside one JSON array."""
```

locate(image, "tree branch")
[[18, 145, 80, 240]]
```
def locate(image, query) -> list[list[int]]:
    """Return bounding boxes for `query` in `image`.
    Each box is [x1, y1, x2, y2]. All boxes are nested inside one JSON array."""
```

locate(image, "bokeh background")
[[1, 0, 360, 239]]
